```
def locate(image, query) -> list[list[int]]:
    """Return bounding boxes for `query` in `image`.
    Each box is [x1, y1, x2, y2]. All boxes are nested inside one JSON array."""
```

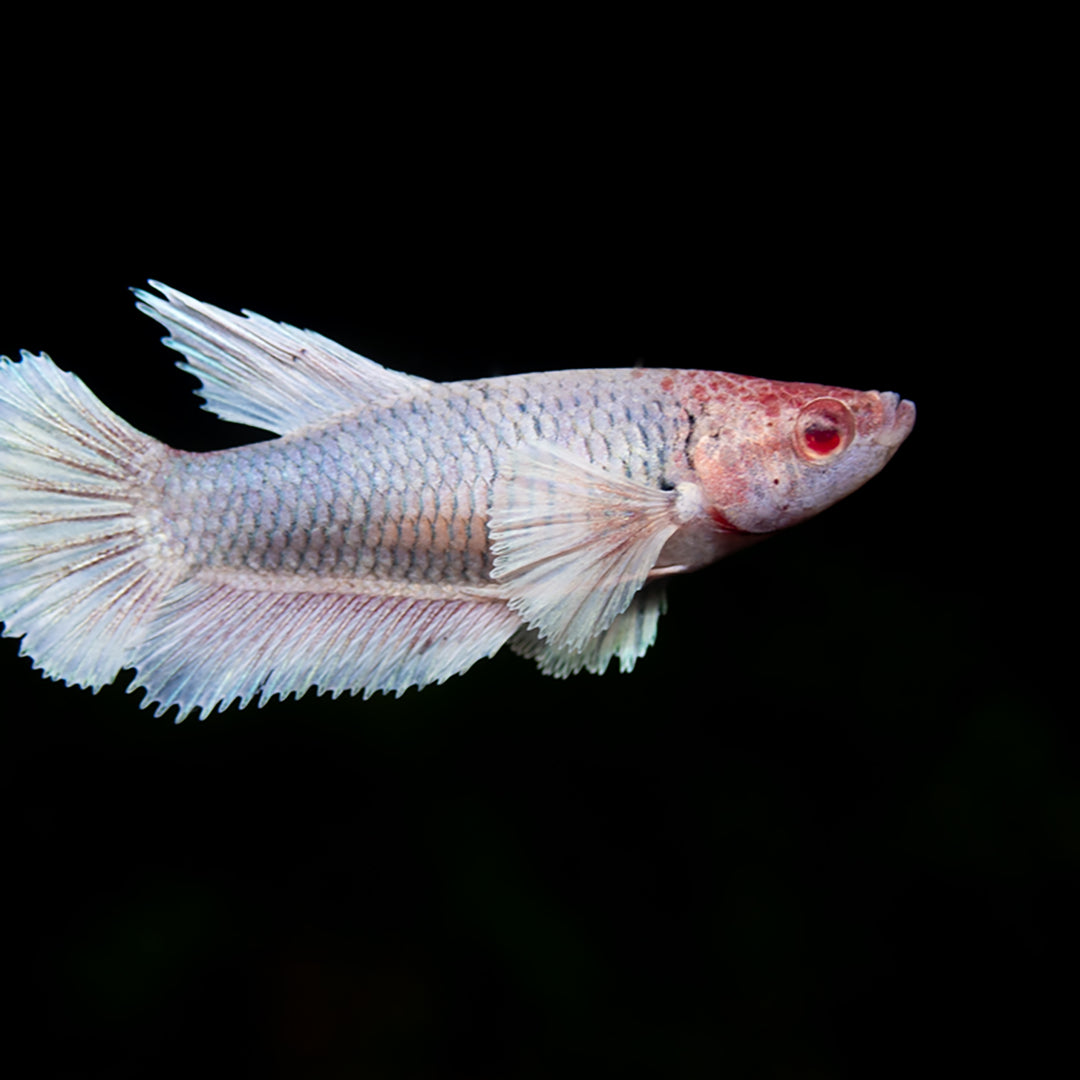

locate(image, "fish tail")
[[0, 351, 179, 691]]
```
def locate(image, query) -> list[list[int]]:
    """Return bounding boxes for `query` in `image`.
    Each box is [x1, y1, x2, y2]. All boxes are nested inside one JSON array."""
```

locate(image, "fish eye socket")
[[794, 398, 855, 462]]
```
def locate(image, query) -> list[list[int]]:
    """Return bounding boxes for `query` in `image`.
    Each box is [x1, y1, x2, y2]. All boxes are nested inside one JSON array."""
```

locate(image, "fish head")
[[686, 375, 915, 535]]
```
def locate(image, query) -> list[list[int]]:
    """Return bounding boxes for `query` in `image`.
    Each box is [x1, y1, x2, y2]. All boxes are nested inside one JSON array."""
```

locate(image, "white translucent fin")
[[133, 281, 436, 436], [489, 444, 680, 651], [128, 580, 522, 722], [510, 584, 667, 677], [0, 352, 179, 687]]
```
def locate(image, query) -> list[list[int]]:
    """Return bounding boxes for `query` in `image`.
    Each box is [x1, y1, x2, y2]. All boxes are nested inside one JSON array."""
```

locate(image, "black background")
[[3, 30, 1069, 1079]]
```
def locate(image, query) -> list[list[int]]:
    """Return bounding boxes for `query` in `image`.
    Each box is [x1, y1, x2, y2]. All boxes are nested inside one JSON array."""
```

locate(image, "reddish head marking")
[[707, 506, 744, 532]]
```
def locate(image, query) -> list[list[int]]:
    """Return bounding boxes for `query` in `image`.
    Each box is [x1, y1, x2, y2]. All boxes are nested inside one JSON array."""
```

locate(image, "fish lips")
[[872, 391, 916, 452]]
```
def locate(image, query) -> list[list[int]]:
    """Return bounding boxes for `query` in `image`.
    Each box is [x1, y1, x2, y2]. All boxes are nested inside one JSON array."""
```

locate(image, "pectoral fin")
[[489, 444, 680, 651]]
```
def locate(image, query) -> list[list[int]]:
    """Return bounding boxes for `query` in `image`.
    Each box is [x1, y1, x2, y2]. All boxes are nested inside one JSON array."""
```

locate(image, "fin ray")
[[130, 579, 522, 721], [489, 444, 679, 650], [0, 352, 180, 687], [510, 583, 667, 676], [133, 281, 436, 436]]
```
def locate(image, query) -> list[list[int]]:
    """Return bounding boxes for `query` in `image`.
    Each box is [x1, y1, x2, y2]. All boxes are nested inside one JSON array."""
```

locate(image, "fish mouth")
[[872, 391, 916, 450]]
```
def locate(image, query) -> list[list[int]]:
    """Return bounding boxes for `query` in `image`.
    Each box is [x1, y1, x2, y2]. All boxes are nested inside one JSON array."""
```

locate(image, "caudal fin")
[[0, 351, 180, 690]]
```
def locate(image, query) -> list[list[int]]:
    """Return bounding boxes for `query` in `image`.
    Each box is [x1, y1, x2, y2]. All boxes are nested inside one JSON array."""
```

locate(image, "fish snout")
[[872, 391, 916, 451]]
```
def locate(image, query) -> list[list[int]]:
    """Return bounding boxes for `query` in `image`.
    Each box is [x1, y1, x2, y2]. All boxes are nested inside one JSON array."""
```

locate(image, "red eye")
[[794, 398, 855, 462], [804, 424, 842, 455]]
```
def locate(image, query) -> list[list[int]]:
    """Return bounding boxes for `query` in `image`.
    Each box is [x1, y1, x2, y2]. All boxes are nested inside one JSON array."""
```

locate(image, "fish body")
[[0, 284, 914, 720]]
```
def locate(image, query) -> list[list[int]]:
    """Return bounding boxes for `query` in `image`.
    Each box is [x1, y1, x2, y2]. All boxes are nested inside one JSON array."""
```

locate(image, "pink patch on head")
[[660, 375, 674, 392], [708, 506, 744, 532], [756, 391, 781, 418]]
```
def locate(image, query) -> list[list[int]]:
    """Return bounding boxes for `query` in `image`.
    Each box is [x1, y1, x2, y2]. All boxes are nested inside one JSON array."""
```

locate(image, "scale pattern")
[[157, 370, 694, 589]]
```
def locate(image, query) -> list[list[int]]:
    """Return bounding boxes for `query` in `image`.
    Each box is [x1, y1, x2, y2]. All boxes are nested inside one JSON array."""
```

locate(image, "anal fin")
[[129, 577, 522, 721]]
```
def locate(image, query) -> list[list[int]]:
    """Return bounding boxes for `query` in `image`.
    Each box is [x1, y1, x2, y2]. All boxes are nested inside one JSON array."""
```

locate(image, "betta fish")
[[0, 284, 914, 720]]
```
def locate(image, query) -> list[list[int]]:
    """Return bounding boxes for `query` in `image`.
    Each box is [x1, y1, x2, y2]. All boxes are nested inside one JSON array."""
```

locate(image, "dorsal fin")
[[133, 281, 436, 436]]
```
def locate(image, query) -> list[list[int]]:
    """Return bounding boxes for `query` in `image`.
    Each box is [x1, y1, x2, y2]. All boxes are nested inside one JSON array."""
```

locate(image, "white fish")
[[0, 283, 915, 720]]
